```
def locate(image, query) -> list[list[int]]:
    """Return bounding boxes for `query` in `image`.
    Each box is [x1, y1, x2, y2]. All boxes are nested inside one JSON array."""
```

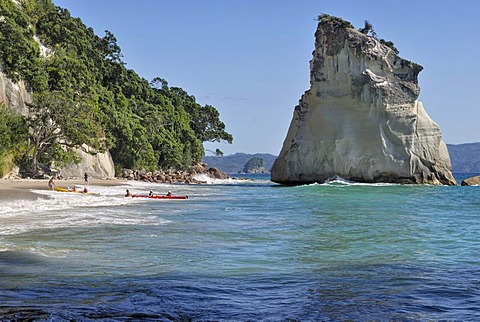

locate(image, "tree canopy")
[[25, 91, 106, 173], [0, 103, 28, 177], [0, 0, 233, 175], [316, 14, 354, 29]]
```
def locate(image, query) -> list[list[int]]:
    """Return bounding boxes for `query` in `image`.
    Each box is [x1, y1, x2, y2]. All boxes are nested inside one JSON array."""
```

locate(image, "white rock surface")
[[58, 146, 115, 179], [271, 19, 456, 185], [0, 67, 31, 115]]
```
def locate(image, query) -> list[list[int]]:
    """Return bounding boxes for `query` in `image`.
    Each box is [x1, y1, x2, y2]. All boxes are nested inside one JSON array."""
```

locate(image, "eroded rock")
[[271, 17, 456, 185]]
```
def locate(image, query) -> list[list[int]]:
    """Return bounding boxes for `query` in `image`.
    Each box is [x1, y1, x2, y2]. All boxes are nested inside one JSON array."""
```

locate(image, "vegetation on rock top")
[[316, 14, 399, 54]]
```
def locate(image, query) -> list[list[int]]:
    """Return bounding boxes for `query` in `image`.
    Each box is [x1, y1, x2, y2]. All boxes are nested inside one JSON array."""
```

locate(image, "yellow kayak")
[[54, 186, 99, 195]]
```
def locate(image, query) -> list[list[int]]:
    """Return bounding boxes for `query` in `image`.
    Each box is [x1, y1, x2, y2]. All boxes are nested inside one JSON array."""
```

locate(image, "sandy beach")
[[0, 178, 127, 200]]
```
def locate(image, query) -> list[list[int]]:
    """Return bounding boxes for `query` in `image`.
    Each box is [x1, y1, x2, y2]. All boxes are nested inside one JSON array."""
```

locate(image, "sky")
[[52, 0, 480, 156]]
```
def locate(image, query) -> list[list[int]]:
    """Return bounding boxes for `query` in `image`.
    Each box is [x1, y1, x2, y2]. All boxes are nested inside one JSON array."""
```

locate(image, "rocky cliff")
[[58, 146, 115, 179], [271, 17, 456, 185], [0, 63, 30, 115]]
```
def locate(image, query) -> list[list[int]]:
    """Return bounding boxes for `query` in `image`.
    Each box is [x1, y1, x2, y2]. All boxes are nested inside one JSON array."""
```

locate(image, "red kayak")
[[131, 194, 188, 200]]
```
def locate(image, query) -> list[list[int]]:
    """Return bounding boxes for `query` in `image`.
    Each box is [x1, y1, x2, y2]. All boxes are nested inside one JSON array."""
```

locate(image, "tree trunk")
[[31, 137, 40, 174]]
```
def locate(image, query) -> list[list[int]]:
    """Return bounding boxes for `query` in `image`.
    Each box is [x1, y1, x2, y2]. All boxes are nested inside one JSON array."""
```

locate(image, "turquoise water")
[[0, 174, 479, 320]]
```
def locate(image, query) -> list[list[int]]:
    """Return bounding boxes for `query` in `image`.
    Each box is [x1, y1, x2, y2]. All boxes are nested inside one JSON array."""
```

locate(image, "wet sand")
[[0, 178, 127, 200]]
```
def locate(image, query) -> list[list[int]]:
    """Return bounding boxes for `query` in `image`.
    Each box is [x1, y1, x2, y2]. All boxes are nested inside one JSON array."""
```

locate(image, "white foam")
[[0, 184, 171, 236], [298, 176, 398, 187], [192, 174, 268, 185], [324, 176, 398, 187], [193, 173, 239, 184]]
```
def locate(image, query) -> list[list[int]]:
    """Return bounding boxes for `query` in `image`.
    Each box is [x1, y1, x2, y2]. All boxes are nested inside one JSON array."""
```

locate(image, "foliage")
[[0, 0, 233, 174], [0, 0, 48, 91], [317, 15, 400, 55], [166, 87, 233, 144], [215, 149, 224, 157], [316, 14, 354, 29], [358, 20, 399, 54], [379, 39, 399, 54], [358, 20, 376, 37], [0, 103, 28, 176], [24, 91, 106, 172]]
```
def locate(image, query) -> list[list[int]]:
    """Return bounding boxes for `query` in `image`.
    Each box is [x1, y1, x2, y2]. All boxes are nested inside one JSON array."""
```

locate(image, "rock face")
[[0, 66, 31, 115], [461, 176, 480, 186], [58, 146, 115, 179], [243, 157, 268, 173], [271, 17, 456, 185]]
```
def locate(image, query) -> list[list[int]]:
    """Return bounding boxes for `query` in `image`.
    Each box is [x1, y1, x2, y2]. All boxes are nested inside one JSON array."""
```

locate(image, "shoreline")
[[0, 178, 127, 200]]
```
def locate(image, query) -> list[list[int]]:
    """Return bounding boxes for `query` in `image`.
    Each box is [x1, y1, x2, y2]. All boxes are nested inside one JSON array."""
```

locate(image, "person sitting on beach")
[[149, 190, 153, 197], [48, 177, 55, 190], [125, 189, 132, 197], [83, 187, 88, 193]]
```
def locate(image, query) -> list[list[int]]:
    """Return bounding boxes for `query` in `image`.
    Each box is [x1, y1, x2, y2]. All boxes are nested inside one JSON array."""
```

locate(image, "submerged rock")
[[271, 16, 456, 185]]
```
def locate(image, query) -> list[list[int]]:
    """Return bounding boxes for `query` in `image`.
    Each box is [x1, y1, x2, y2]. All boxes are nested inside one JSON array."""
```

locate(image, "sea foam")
[[0, 184, 170, 236]]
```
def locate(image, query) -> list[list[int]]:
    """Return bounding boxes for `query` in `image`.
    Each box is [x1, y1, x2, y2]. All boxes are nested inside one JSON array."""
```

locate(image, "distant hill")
[[202, 153, 277, 174], [203, 144, 480, 175], [447, 143, 480, 173]]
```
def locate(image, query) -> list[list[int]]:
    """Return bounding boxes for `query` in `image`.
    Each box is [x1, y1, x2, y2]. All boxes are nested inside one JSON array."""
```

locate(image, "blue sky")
[[53, 0, 480, 156]]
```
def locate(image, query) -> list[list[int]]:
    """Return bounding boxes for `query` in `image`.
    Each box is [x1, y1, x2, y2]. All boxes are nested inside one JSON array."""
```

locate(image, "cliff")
[[0, 63, 30, 115], [271, 16, 456, 185]]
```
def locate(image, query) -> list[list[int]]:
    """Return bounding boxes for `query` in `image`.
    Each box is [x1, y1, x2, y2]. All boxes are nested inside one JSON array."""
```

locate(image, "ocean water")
[[0, 173, 479, 321]]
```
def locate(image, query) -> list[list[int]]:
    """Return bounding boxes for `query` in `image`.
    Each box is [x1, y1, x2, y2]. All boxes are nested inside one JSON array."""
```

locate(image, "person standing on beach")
[[48, 177, 55, 190], [84, 172, 89, 183]]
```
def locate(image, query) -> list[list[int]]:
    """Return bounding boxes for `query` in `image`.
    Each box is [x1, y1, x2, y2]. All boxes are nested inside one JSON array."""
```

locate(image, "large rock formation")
[[58, 146, 115, 179], [271, 16, 456, 185]]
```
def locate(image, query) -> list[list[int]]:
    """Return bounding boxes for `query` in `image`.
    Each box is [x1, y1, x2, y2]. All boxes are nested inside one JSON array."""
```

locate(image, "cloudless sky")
[[52, 0, 480, 156]]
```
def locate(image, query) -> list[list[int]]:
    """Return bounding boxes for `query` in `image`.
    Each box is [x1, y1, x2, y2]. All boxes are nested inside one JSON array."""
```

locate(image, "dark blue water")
[[0, 174, 479, 320]]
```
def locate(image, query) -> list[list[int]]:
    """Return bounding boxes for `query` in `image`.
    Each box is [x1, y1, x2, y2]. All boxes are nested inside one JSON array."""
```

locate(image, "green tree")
[[316, 14, 354, 29], [24, 91, 106, 173], [215, 149, 224, 157], [0, 103, 28, 176], [358, 19, 399, 54], [358, 20, 376, 38], [0, 0, 233, 174], [0, 0, 47, 91], [168, 87, 233, 144]]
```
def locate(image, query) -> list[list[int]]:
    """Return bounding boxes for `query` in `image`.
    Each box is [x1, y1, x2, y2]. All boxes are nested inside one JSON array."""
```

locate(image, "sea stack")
[[271, 15, 456, 185]]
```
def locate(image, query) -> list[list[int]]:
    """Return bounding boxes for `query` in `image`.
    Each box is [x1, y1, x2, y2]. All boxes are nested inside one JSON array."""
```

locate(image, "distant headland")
[[203, 143, 480, 175]]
